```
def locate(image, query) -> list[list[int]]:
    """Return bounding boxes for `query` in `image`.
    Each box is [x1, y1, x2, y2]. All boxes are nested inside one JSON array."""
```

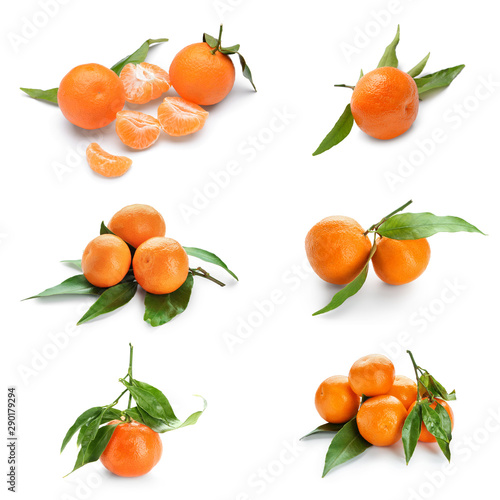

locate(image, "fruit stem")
[[364, 199, 413, 236], [127, 343, 134, 410], [211, 24, 223, 54], [407, 350, 422, 403], [190, 267, 225, 287], [334, 84, 355, 90]]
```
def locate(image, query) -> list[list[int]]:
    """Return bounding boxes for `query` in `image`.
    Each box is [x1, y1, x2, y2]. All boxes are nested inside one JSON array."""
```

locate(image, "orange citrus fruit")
[[372, 237, 431, 285], [100, 420, 162, 477], [305, 216, 371, 285], [82, 234, 131, 288], [348, 354, 395, 397], [385, 374, 418, 410], [408, 398, 454, 443], [356, 395, 408, 446], [133, 237, 189, 295], [169, 42, 235, 105], [351, 67, 419, 140], [108, 204, 166, 249], [86, 143, 132, 178], [115, 111, 161, 150], [58, 63, 125, 129], [315, 375, 361, 424], [119, 62, 171, 104], [157, 96, 208, 136]]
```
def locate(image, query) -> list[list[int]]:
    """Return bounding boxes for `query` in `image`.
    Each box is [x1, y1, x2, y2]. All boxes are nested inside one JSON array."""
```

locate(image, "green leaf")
[[414, 65, 465, 96], [301, 423, 345, 439], [220, 44, 240, 54], [100, 221, 114, 235], [77, 281, 138, 325], [421, 404, 449, 443], [183, 247, 238, 280], [312, 104, 354, 156], [407, 53, 430, 78], [143, 273, 194, 327], [20, 87, 58, 104], [61, 407, 103, 453], [237, 53, 257, 91], [420, 373, 456, 401], [322, 418, 371, 477], [402, 403, 422, 464], [121, 379, 178, 424], [69, 423, 118, 475], [433, 403, 453, 461], [76, 408, 121, 447], [313, 265, 368, 316], [377, 212, 485, 240], [359, 69, 364, 79], [110, 38, 169, 76], [61, 259, 82, 271], [377, 25, 400, 68], [25, 274, 102, 299], [165, 395, 207, 431], [203, 33, 219, 48]]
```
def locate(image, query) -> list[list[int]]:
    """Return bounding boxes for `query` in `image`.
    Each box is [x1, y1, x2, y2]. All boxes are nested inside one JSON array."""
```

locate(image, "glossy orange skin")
[[305, 216, 371, 285], [82, 234, 131, 288], [356, 395, 408, 446], [351, 67, 419, 140], [408, 398, 454, 443], [58, 63, 125, 129], [108, 204, 166, 249], [349, 354, 395, 397], [100, 420, 162, 477], [169, 43, 235, 105], [385, 374, 418, 410], [315, 375, 361, 424], [372, 237, 431, 285], [133, 237, 189, 294]]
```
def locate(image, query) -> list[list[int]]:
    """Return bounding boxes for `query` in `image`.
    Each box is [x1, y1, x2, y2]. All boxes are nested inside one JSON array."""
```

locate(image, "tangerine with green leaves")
[[133, 237, 189, 294], [348, 354, 395, 397], [372, 237, 431, 285], [356, 394, 408, 446], [100, 420, 162, 477], [108, 204, 166, 249], [169, 42, 235, 105], [82, 234, 131, 288], [305, 216, 371, 285], [315, 375, 361, 424], [409, 398, 454, 443], [351, 66, 419, 140]]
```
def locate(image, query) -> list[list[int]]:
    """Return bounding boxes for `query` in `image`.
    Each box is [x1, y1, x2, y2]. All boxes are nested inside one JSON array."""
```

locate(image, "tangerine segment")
[[115, 111, 161, 150], [100, 420, 162, 477], [86, 143, 132, 178], [119, 62, 171, 104], [351, 66, 419, 140], [157, 97, 208, 136], [133, 237, 189, 295]]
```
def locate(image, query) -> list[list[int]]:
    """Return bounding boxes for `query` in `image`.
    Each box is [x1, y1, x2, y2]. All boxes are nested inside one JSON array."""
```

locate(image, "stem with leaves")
[[364, 199, 413, 236]]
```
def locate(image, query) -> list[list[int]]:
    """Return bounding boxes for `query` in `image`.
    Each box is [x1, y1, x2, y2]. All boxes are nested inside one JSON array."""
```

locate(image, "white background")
[[1, 0, 499, 499]]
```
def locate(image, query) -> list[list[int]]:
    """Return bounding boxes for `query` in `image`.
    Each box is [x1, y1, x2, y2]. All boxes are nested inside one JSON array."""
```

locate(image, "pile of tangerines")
[[23, 26, 255, 178], [305, 351, 456, 476]]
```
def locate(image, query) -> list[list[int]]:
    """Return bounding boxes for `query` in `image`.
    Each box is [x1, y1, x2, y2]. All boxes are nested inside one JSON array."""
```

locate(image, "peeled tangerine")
[[119, 62, 171, 104], [86, 143, 132, 178]]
